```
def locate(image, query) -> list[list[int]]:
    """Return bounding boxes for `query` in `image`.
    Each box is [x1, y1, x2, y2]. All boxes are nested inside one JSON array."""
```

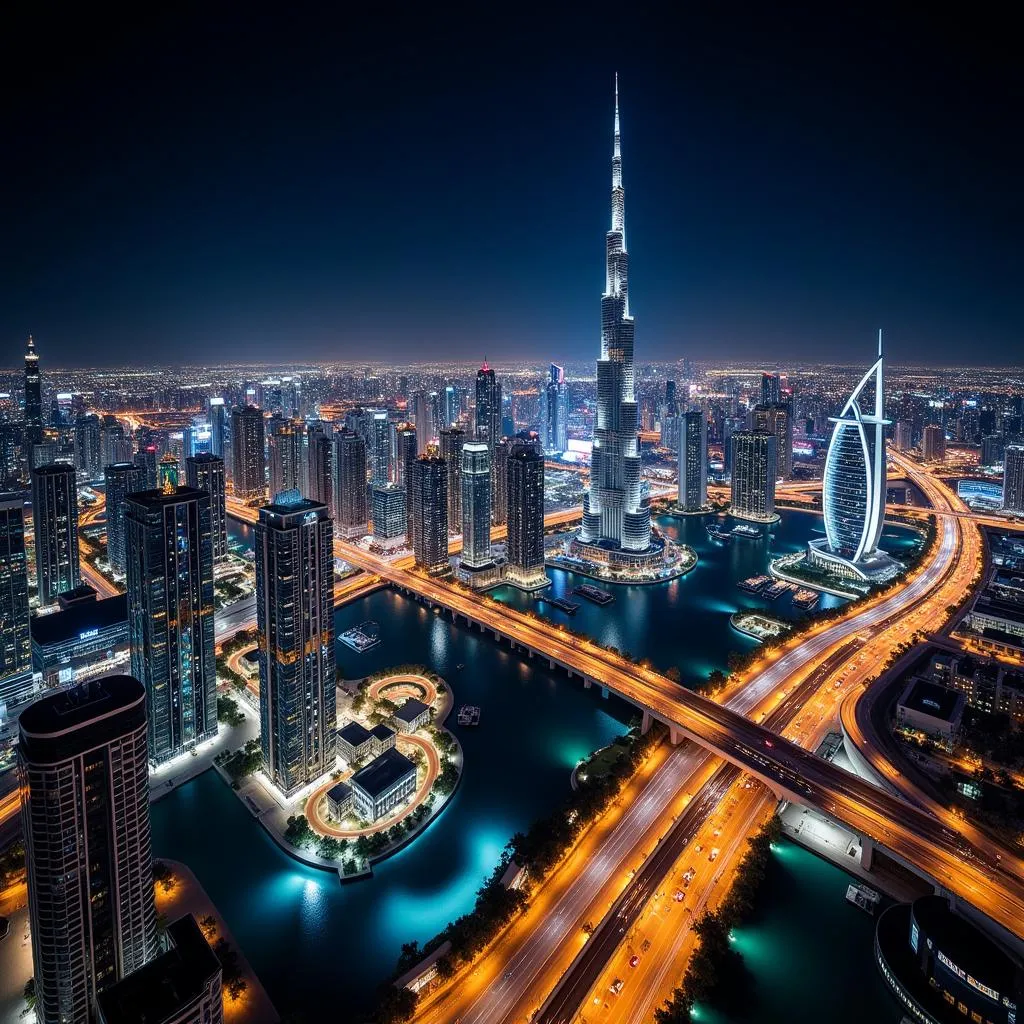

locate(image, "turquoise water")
[[153, 510, 921, 1019]]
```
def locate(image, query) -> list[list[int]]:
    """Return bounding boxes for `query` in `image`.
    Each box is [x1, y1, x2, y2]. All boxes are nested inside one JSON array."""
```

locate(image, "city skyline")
[[2, 8, 1021, 368]]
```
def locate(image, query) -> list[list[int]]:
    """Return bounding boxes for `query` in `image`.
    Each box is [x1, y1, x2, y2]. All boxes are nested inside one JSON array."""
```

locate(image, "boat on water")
[[572, 584, 615, 605], [705, 523, 733, 543], [535, 594, 580, 614], [792, 588, 820, 610], [731, 523, 764, 539], [457, 705, 481, 726], [845, 883, 881, 914], [763, 581, 792, 601], [737, 575, 771, 594]]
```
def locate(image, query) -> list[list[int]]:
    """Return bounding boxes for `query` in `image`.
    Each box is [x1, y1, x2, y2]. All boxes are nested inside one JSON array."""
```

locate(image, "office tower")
[[460, 442, 492, 570], [397, 424, 418, 538], [255, 495, 335, 796], [186, 454, 227, 562], [923, 424, 946, 463], [750, 403, 793, 479], [545, 363, 568, 454], [0, 423, 22, 489], [104, 462, 146, 574], [101, 415, 131, 466], [807, 334, 899, 580], [443, 385, 464, 429], [368, 409, 391, 485], [230, 405, 266, 501], [125, 483, 216, 764], [20, 676, 157, 1024], [677, 410, 708, 512], [133, 445, 158, 489], [303, 425, 334, 514], [411, 454, 449, 576], [729, 430, 776, 522], [981, 435, 1004, 467], [506, 443, 548, 590], [74, 414, 102, 480], [95, 914, 223, 1024], [895, 420, 914, 452], [761, 373, 782, 406], [412, 392, 435, 455], [209, 397, 226, 458], [665, 380, 678, 414], [491, 438, 509, 526], [0, 495, 33, 705], [575, 79, 656, 566], [32, 463, 80, 607], [371, 483, 407, 547], [475, 362, 501, 449], [24, 334, 44, 444], [1004, 445, 1024, 514], [157, 452, 180, 492], [439, 427, 466, 531], [333, 429, 368, 538], [268, 416, 301, 500]]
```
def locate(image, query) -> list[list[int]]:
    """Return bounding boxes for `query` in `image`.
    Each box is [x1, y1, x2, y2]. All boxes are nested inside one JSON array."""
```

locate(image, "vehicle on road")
[[610, 979, 624, 995], [673, 889, 685, 902], [709, 847, 720, 861], [629, 955, 640, 968]]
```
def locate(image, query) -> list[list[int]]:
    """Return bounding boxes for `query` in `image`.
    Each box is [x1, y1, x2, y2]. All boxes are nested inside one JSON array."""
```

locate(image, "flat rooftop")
[[900, 678, 963, 722], [351, 747, 417, 799], [370, 723, 395, 742], [394, 697, 430, 724], [327, 781, 352, 804], [30, 594, 128, 647], [19, 675, 144, 739], [337, 721, 372, 747]]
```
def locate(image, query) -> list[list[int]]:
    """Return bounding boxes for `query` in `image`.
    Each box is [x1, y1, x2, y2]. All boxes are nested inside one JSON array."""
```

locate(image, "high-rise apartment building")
[[303, 424, 334, 514], [1004, 445, 1024, 515], [475, 363, 501, 450], [544, 363, 568, 454], [104, 462, 146, 574], [255, 496, 335, 796], [677, 410, 708, 512], [923, 424, 946, 463], [411, 454, 449, 576], [0, 494, 32, 705], [729, 430, 777, 522], [333, 429, 368, 538], [268, 416, 301, 500], [439, 427, 466, 531], [134, 445, 158, 489], [32, 463, 80, 607], [125, 483, 216, 764], [371, 483, 406, 547], [413, 392, 436, 455], [368, 410, 391, 486], [24, 335, 44, 445], [506, 443, 548, 590], [895, 420, 914, 452], [761, 373, 782, 406], [101, 416, 131, 466], [230, 405, 266, 501], [186, 454, 227, 561], [491, 439, 509, 526], [750, 403, 793, 480], [209, 397, 226, 458], [74, 414, 102, 480], [20, 676, 157, 1024], [460, 442, 492, 571], [396, 425, 418, 538]]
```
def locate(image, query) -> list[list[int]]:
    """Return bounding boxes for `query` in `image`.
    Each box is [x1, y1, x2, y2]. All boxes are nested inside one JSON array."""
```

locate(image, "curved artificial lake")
[[155, 509, 917, 1018]]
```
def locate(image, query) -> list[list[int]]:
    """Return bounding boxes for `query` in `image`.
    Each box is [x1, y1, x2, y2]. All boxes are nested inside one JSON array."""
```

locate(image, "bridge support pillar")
[[669, 726, 684, 745], [641, 710, 654, 735], [860, 837, 874, 871], [601, 686, 609, 699], [583, 678, 592, 690], [549, 659, 556, 670], [493, 629, 500, 641]]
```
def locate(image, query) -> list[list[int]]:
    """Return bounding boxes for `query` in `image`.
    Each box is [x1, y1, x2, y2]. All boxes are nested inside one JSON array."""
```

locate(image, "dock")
[[572, 584, 615, 605], [846, 883, 882, 914], [737, 575, 771, 594], [457, 705, 481, 726]]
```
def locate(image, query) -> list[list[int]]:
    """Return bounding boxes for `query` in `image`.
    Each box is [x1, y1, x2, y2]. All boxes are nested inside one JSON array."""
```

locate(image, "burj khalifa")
[[577, 77, 653, 558]]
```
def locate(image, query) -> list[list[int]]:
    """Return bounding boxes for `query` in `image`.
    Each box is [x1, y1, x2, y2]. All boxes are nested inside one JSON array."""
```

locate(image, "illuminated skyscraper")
[[371, 483, 406, 547], [24, 334, 43, 445], [125, 482, 216, 764], [230, 405, 266, 501], [74, 414, 102, 480], [368, 409, 391, 486], [32, 463, 80, 607], [761, 373, 782, 406], [544, 363, 568, 455], [506, 443, 549, 590], [186, 454, 227, 561], [1004, 445, 1024, 515], [413, 392, 436, 455], [922, 424, 946, 463], [677, 410, 708, 512], [396, 424, 418, 538], [268, 416, 301, 500], [439, 427, 466, 530], [134, 445, 158, 490], [209, 397, 226, 458], [491, 438, 509, 526], [475, 363, 501, 450], [101, 415, 131, 466], [255, 495, 335, 796], [104, 462, 146, 574], [302, 422, 334, 514], [460, 442, 492, 571], [0, 494, 33, 705], [729, 431, 776, 522], [575, 78, 656, 564], [808, 334, 898, 580], [20, 676, 157, 1024], [411, 454, 449, 576], [332, 429, 368, 538], [750, 403, 793, 480]]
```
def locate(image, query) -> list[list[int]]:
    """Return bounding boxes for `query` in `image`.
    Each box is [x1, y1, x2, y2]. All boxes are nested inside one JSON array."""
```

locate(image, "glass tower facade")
[[677, 410, 708, 512], [32, 463, 80, 607], [460, 442, 492, 570], [0, 494, 33, 705], [506, 443, 548, 590], [104, 462, 147, 574], [186, 454, 228, 562]]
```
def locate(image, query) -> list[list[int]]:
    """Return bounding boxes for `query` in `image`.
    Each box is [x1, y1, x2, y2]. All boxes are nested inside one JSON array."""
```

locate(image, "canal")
[[153, 509, 918, 1018]]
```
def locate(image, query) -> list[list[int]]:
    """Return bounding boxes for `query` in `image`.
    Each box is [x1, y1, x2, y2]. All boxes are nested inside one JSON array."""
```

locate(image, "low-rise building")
[[930, 652, 1024, 727], [393, 697, 431, 733], [337, 721, 396, 763], [326, 781, 353, 821], [30, 593, 129, 691], [95, 914, 222, 1024], [350, 747, 418, 823], [896, 677, 965, 752]]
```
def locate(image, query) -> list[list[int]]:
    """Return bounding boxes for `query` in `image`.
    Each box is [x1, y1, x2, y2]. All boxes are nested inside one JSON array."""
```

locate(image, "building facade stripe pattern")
[[578, 76, 652, 553]]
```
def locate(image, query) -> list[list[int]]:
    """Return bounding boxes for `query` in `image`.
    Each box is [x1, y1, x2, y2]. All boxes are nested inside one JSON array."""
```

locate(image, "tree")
[[317, 836, 343, 861], [23, 979, 36, 1011], [374, 983, 417, 1024], [199, 914, 218, 940], [665, 666, 682, 683]]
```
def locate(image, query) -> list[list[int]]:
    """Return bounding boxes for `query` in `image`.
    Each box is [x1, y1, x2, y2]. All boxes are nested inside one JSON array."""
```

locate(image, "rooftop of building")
[[30, 594, 128, 647], [899, 678, 963, 722], [337, 721, 372, 747], [981, 627, 1024, 651], [973, 594, 1024, 625], [327, 781, 352, 804], [125, 485, 207, 507], [351, 747, 417, 799], [261, 493, 329, 517], [370, 724, 395, 742], [96, 914, 221, 1024], [394, 697, 430, 724]]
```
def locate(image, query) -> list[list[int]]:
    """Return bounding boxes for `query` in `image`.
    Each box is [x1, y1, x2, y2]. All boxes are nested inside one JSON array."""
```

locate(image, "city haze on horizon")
[[1, 7, 1020, 369]]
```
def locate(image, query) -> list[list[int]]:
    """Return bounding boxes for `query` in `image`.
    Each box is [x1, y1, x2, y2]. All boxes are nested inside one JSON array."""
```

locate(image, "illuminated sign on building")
[[936, 949, 1000, 1002], [78, 628, 99, 641]]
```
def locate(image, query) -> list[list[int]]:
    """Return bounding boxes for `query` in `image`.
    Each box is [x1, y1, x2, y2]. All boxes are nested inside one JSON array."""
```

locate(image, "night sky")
[[1, 5, 1021, 367]]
